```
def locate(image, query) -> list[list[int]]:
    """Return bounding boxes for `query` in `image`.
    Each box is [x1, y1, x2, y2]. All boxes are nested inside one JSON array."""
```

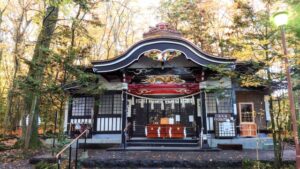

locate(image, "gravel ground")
[[87, 149, 296, 162], [78, 148, 296, 168]]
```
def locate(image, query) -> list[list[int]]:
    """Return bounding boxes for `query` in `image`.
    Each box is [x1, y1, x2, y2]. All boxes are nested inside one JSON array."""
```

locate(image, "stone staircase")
[[126, 138, 199, 147], [106, 138, 219, 151]]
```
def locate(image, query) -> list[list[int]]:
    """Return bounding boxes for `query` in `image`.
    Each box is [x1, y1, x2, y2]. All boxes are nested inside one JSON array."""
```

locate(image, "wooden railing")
[[56, 128, 89, 169]]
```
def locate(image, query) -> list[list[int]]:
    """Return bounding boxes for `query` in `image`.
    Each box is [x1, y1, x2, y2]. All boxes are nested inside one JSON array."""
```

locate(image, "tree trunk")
[[5, 1, 32, 132], [23, 5, 59, 149], [58, 99, 65, 134], [266, 53, 282, 169], [59, 4, 83, 134], [4, 12, 23, 131], [0, 9, 3, 62], [269, 95, 281, 169], [24, 95, 38, 149], [0, 3, 9, 62]]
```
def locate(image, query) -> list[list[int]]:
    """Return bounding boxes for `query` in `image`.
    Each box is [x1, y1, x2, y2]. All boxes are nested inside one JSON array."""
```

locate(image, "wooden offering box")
[[240, 123, 257, 137], [146, 124, 185, 138]]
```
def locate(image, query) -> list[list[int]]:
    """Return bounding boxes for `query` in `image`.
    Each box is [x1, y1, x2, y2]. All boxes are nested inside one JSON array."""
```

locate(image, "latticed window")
[[99, 93, 122, 114], [205, 91, 232, 114], [99, 95, 113, 114], [239, 103, 254, 123], [72, 97, 94, 116], [113, 94, 122, 114]]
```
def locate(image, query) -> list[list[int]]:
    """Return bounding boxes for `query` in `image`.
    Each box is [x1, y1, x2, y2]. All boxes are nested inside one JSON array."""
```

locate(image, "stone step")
[[128, 138, 199, 143], [107, 146, 220, 152], [127, 142, 199, 147], [78, 143, 117, 149], [217, 144, 243, 150]]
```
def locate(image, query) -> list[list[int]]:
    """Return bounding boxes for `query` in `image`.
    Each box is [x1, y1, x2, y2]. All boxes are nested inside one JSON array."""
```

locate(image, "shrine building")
[[64, 23, 271, 149]]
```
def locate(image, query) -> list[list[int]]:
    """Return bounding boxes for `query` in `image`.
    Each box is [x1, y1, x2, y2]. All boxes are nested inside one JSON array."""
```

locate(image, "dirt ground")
[[0, 138, 49, 169], [0, 149, 34, 169]]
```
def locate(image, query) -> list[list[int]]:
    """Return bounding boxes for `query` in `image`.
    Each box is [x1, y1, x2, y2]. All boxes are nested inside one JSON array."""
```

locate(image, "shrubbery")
[[242, 159, 295, 169]]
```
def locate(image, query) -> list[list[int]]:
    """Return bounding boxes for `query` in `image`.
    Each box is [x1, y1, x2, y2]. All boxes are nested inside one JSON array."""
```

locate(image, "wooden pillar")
[[231, 79, 238, 136], [193, 96, 199, 138], [67, 97, 73, 136], [146, 99, 149, 124], [93, 95, 100, 134], [63, 98, 69, 133], [200, 91, 209, 148], [179, 99, 182, 117], [231, 79, 237, 118], [121, 73, 128, 149], [162, 100, 166, 117]]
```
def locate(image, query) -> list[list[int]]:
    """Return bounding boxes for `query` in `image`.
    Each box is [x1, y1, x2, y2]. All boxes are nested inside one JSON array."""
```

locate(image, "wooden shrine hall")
[[64, 23, 271, 149]]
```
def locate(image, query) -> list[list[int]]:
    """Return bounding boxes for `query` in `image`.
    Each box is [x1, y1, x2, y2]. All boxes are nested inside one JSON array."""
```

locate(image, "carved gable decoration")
[[143, 49, 182, 62], [143, 75, 185, 84]]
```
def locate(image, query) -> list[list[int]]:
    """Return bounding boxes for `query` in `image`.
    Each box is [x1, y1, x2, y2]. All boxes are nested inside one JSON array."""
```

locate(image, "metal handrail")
[[56, 128, 89, 169]]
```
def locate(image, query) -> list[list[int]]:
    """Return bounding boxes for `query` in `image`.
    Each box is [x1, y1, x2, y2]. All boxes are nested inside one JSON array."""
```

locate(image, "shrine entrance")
[[131, 96, 200, 138], [126, 80, 201, 139]]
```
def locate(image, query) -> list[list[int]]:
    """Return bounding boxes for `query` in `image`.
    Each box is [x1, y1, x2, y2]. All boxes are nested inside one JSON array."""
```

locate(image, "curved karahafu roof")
[[92, 23, 236, 73]]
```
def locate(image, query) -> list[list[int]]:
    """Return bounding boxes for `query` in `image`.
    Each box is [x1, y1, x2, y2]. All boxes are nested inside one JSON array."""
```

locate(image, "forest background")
[[0, 0, 299, 168]]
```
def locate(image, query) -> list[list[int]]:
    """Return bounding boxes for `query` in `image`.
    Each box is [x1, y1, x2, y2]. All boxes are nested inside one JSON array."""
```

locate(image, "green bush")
[[243, 159, 272, 169], [0, 142, 11, 151], [242, 159, 295, 169]]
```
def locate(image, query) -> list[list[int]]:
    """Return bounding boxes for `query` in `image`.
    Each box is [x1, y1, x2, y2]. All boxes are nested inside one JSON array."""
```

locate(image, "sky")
[[135, 0, 161, 25], [130, 0, 162, 37]]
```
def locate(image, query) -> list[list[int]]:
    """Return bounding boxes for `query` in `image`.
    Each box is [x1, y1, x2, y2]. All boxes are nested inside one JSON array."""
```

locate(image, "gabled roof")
[[92, 23, 236, 73]]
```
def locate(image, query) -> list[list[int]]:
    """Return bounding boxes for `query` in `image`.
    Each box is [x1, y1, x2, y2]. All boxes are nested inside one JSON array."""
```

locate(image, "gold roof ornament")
[[143, 23, 182, 38]]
